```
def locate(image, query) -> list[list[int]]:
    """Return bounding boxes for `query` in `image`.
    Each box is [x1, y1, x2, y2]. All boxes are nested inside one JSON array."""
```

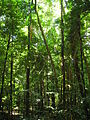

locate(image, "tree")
[[0, 0, 90, 120], [60, 0, 65, 110]]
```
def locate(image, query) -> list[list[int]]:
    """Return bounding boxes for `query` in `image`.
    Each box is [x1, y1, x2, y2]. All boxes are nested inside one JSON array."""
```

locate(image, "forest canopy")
[[0, 0, 90, 120]]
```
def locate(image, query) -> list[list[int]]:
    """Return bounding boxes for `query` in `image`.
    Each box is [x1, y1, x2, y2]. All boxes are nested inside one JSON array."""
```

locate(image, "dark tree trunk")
[[26, 22, 31, 117], [10, 53, 13, 115], [70, 9, 84, 98], [74, 55, 84, 97], [61, 0, 65, 110], [39, 59, 44, 111], [77, 14, 89, 120], [26, 67, 30, 116], [46, 56, 50, 106], [70, 2, 88, 118], [78, 15, 86, 96], [25, 0, 31, 116], [51, 93, 55, 108], [61, 80, 62, 102], [35, 0, 36, 11], [10, 26, 14, 115], [0, 34, 10, 110], [83, 53, 90, 85], [40, 79, 43, 111], [36, 10, 58, 92]]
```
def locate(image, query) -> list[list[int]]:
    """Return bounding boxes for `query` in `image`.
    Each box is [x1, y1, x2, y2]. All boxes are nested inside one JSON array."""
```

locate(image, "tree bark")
[[0, 34, 10, 110], [10, 53, 13, 115], [83, 53, 90, 86], [36, 10, 58, 92], [70, 2, 88, 118], [78, 15, 86, 97], [25, 0, 31, 116], [61, 0, 65, 109]]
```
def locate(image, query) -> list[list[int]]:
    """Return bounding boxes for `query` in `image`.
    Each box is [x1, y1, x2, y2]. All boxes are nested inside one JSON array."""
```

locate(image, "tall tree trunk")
[[70, 9, 84, 98], [74, 55, 84, 97], [10, 53, 13, 115], [35, 0, 58, 92], [70, 3, 88, 118], [51, 93, 55, 108], [26, 0, 31, 116], [0, 34, 10, 110], [77, 14, 89, 120], [26, 67, 30, 116], [36, 10, 58, 92], [40, 74, 44, 111], [61, 0, 65, 110], [10, 22, 14, 116], [46, 56, 50, 106], [83, 53, 90, 85], [78, 15, 86, 97], [35, 0, 36, 11]]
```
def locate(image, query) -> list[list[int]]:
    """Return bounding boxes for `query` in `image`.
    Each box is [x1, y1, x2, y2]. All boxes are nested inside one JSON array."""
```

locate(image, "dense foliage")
[[0, 0, 90, 120]]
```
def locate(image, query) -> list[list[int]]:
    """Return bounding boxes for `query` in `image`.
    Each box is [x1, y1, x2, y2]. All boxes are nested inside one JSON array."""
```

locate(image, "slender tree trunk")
[[74, 55, 84, 97], [78, 15, 86, 96], [61, 80, 62, 102], [26, 67, 30, 116], [61, 0, 65, 110], [70, 9, 84, 98], [40, 76, 43, 111], [36, 10, 58, 92], [10, 53, 13, 115], [77, 14, 89, 120], [26, 0, 31, 116], [10, 23, 14, 116], [69, 69, 73, 119], [83, 53, 90, 85], [70, 4, 88, 118], [51, 93, 55, 108], [0, 34, 10, 110], [35, 0, 58, 92], [46, 56, 50, 106], [66, 68, 70, 112], [32, 0, 33, 4], [35, 0, 36, 11]]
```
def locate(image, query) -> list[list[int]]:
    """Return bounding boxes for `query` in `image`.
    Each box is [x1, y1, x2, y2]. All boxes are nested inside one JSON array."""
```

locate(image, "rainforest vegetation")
[[0, 0, 90, 120]]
